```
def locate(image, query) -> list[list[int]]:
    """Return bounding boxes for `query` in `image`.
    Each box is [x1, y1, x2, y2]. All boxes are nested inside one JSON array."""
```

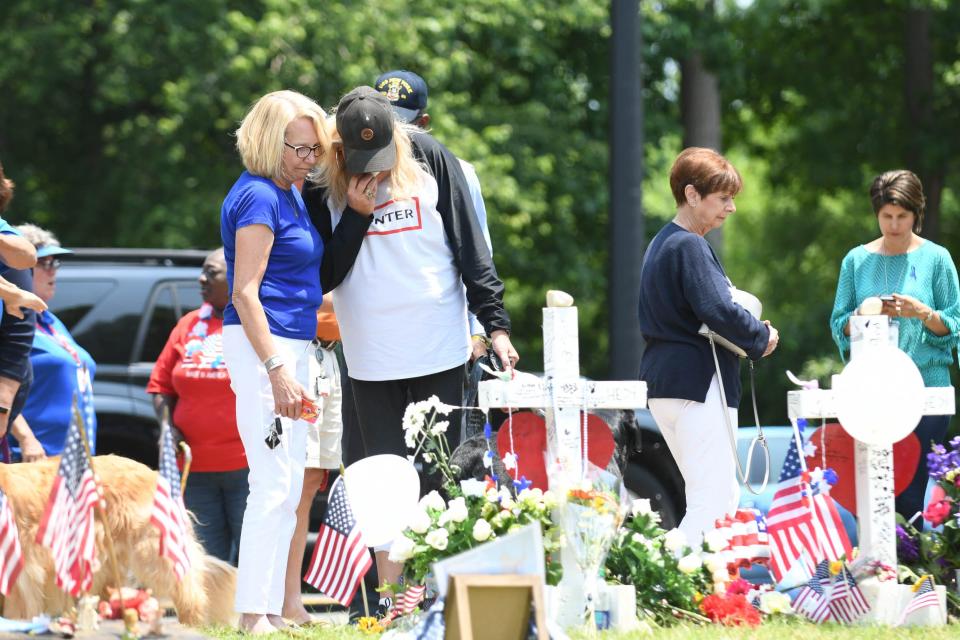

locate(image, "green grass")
[[203, 617, 959, 639]]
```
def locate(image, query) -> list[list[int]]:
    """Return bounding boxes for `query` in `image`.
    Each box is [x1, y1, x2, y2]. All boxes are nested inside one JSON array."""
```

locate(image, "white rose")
[[430, 420, 449, 436], [759, 591, 792, 615], [408, 508, 432, 535], [425, 528, 449, 551], [472, 519, 492, 542], [677, 553, 703, 574], [426, 395, 454, 416], [630, 498, 652, 516], [663, 528, 688, 554], [703, 553, 725, 574], [388, 536, 416, 563], [419, 490, 446, 512], [485, 488, 500, 502], [702, 529, 728, 553], [460, 478, 487, 498], [446, 497, 469, 523], [519, 487, 543, 502]]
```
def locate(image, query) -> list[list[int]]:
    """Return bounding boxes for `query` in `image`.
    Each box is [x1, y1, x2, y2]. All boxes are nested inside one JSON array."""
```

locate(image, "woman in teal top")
[[830, 170, 960, 520]]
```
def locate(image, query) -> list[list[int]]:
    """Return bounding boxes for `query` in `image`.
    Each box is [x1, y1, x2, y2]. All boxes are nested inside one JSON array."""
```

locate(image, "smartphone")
[[879, 295, 895, 302]]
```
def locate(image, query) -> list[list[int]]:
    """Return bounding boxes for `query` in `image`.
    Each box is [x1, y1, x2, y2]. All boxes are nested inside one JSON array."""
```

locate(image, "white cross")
[[477, 293, 647, 629], [787, 315, 952, 624]]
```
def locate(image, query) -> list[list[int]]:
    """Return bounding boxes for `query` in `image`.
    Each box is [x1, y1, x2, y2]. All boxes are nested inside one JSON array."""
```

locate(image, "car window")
[[48, 279, 117, 331], [139, 285, 179, 363], [176, 282, 203, 314]]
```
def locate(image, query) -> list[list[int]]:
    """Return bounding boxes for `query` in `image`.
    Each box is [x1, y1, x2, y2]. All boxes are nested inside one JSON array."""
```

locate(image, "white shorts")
[[305, 340, 343, 469]]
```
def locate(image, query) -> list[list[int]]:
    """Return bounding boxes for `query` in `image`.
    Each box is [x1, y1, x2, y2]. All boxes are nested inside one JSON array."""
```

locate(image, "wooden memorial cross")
[[477, 292, 647, 629]]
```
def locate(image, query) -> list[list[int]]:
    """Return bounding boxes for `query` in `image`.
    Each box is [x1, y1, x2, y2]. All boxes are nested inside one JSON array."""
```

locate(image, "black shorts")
[[349, 363, 466, 460]]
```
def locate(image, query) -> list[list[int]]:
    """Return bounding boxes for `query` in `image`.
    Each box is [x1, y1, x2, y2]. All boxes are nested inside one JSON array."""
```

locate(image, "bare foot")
[[239, 614, 275, 635], [280, 605, 312, 626], [266, 614, 289, 629]]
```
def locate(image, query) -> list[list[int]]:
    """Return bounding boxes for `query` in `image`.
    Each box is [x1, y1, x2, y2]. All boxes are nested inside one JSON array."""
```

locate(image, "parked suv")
[[50, 248, 206, 466]]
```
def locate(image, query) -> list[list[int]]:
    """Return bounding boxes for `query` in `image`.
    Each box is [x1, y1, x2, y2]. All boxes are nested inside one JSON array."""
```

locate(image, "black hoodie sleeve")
[[302, 184, 372, 293], [410, 132, 511, 335]]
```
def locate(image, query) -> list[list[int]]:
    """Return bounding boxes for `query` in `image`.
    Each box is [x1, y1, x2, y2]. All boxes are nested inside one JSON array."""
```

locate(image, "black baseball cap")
[[374, 70, 428, 123], [336, 86, 397, 174]]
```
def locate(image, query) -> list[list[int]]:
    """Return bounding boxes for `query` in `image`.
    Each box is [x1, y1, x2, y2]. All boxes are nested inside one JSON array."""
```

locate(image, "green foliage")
[[0, 0, 613, 376], [605, 510, 709, 626], [3, 0, 960, 401]]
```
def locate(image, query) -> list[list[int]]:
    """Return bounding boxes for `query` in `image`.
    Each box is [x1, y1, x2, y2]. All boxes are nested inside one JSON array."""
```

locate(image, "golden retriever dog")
[[0, 455, 236, 627]]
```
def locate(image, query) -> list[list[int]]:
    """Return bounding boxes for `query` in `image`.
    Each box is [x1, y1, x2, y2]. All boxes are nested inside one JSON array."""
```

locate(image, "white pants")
[[648, 374, 739, 547], [223, 325, 311, 615], [304, 341, 343, 469]]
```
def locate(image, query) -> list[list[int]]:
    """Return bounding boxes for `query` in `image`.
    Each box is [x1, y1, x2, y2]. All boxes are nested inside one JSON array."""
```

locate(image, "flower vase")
[[561, 503, 618, 637]]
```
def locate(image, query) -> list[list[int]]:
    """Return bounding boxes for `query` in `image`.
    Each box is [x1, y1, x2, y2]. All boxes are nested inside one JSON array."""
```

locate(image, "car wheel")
[[623, 463, 682, 530]]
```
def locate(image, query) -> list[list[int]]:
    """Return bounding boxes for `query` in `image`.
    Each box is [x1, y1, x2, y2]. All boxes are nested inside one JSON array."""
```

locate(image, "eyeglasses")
[[284, 141, 324, 159], [37, 258, 62, 271]]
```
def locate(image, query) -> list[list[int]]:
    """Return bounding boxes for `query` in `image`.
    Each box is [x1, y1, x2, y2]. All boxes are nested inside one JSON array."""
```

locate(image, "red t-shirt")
[[147, 306, 247, 472]]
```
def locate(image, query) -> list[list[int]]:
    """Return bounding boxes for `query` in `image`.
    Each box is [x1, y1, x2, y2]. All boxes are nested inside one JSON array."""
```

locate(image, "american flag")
[[35, 407, 100, 596], [711, 508, 770, 574], [394, 584, 427, 615], [828, 564, 870, 622], [380, 584, 428, 624], [897, 575, 940, 625], [303, 477, 372, 606], [0, 487, 24, 595], [792, 559, 834, 623], [766, 436, 851, 583], [150, 424, 191, 580]]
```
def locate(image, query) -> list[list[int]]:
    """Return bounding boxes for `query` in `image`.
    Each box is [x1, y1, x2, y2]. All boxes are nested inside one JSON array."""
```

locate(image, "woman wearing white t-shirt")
[[304, 86, 518, 601]]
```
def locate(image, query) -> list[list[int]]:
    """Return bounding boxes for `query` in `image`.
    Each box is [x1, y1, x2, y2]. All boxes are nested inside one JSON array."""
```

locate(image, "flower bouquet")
[[557, 471, 625, 634], [896, 436, 960, 612], [389, 397, 562, 594]]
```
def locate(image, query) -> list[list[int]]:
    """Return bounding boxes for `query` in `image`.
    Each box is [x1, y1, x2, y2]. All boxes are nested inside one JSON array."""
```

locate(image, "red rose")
[[922, 499, 953, 527], [700, 593, 762, 627], [726, 578, 752, 596]]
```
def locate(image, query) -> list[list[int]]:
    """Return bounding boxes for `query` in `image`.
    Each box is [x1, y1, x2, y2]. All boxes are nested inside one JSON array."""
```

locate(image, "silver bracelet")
[[263, 355, 284, 372]]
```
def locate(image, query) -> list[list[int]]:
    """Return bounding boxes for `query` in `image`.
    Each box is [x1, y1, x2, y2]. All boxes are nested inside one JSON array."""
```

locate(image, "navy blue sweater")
[[638, 223, 769, 407]]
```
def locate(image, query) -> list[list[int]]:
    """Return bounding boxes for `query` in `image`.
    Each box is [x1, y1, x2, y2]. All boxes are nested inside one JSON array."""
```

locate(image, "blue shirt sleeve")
[[233, 182, 280, 233]]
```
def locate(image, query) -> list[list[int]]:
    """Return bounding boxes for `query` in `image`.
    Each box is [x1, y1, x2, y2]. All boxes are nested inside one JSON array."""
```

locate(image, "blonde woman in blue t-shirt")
[[830, 169, 960, 521], [220, 90, 331, 635]]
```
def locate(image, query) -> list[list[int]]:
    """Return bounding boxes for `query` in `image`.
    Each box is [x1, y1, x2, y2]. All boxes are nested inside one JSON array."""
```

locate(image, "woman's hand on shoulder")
[[268, 364, 309, 420], [346, 174, 379, 216], [762, 320, 779, 357]]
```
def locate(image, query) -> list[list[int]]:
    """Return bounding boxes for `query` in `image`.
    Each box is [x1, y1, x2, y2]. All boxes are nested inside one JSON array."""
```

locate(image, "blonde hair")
[[315, 121, 427, 208], [235, 90, 329, 182]]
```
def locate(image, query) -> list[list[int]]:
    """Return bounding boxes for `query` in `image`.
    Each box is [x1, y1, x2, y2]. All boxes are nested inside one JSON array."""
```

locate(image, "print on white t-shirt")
[[367, 197, 423, 235]]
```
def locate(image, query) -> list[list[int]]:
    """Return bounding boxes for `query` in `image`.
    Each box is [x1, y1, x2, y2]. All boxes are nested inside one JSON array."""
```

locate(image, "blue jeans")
[[184, 468, 249, 565]]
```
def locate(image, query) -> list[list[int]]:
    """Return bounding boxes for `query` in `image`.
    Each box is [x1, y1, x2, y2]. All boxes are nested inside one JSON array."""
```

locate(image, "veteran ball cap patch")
[[336, 86, 397, 174]]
